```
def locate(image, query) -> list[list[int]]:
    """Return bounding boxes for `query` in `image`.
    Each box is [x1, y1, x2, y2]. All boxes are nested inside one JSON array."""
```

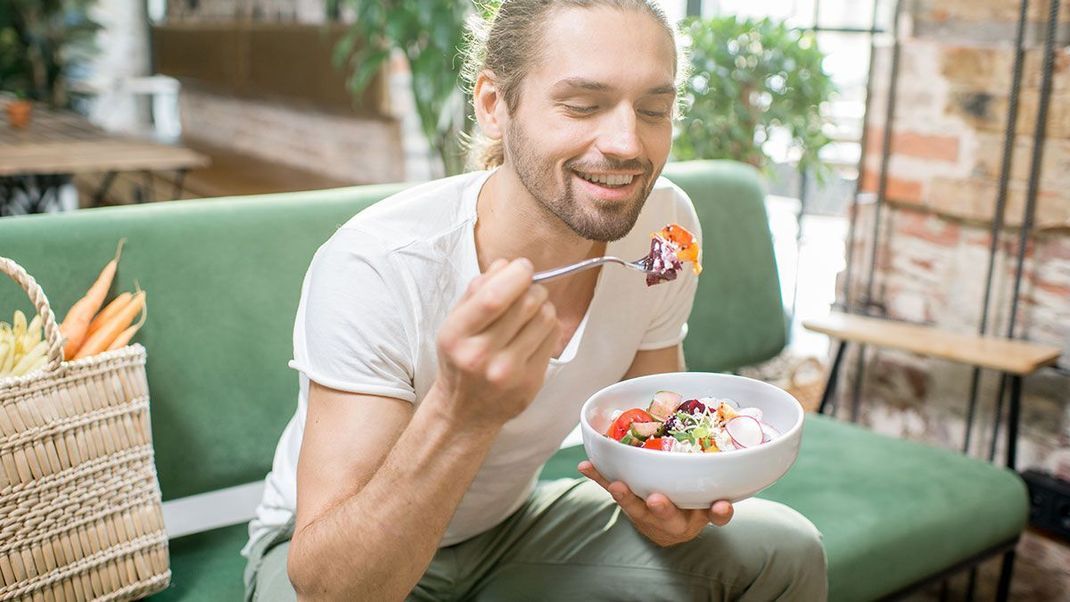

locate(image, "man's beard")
[[504, 120, 657, 242]]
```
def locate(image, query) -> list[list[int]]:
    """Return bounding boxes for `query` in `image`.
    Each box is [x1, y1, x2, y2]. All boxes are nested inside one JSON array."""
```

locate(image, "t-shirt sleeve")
[[288, 228, 417, 403], [637, 186, 703, 351]]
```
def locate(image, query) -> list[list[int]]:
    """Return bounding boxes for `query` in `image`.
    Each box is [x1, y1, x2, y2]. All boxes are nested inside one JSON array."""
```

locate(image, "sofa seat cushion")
[[541, 414, 1028, 601], [148, 524, 249, 601], [149, 415, 1026, 601]]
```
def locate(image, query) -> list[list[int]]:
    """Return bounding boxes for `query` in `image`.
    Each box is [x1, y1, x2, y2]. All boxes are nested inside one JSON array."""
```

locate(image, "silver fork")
[[533, 255, 652, 283]]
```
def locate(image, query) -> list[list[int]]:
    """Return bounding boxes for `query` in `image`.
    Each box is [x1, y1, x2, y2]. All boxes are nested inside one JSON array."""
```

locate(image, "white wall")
[[85, 0, 153, 133]]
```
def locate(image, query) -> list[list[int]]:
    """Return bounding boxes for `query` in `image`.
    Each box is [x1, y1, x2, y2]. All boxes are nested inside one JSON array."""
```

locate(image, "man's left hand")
[[578, 460, 734, 547]]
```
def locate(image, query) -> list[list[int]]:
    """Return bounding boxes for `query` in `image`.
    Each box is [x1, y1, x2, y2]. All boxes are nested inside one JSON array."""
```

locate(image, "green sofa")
[[0, 161, 1027, 600]]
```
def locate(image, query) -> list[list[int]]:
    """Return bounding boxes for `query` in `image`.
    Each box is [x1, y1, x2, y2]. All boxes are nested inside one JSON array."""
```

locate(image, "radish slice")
[[737, 407, 763, 421], [760, 423, 781, 443], [725, 416, 764, 449]]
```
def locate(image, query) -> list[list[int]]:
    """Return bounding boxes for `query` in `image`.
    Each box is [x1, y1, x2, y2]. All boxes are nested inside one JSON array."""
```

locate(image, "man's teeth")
[[577, 171, 634, 186]]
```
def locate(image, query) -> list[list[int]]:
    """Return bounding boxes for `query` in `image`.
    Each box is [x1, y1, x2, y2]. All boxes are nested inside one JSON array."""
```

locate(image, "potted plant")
[[0, 0, 100, 110], [328, 0, 475, 176], [5, 95, 31, 128], [674, 16, 836, 178]]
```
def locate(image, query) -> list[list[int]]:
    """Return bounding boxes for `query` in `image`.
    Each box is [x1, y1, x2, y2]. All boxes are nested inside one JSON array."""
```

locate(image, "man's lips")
[[571, 170, 643, 201], [571, 168, 644, 186]]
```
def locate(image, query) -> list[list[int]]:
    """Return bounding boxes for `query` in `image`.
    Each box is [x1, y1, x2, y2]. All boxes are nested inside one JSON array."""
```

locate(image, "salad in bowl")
[[581, 372, 804, 507], [605, 391, 780, 453]]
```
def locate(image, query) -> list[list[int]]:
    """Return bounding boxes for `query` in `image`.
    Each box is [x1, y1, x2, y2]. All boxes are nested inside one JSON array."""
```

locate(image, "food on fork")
[[642, 224, 702, 286]]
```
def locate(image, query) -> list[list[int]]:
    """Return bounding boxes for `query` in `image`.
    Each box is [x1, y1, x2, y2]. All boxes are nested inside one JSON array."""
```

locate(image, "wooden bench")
[[804, 312, 1061, 464]]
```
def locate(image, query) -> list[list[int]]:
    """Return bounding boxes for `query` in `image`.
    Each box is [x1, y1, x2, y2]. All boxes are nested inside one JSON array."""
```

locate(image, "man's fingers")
[[465, 259, 507, 297], [505, 297, 556, 354], [645, 493, 691, 532], [578, 463, 646, 517], [580, 462, 733, 531], [484, 295, 557, 382], [528, 316, 560, 363], [577, 461, 608, 487], [645, 494, 678, 520], [486, 284, 550, 351], [446, 258, 534, 339], [606, 481, 655, 523], [463, 258, 509, 300], [708, 500, 734, 527]]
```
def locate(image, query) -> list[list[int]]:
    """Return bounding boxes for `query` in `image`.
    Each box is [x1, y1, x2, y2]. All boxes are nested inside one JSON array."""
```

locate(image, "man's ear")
[[473, 70, 506, 140]]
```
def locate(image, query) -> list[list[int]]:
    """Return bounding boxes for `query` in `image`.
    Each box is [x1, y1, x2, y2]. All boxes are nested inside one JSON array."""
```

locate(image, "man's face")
[[502, 6, 677, 242]]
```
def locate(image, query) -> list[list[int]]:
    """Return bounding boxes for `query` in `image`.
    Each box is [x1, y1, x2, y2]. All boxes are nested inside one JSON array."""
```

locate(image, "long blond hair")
[[461, 0, 683, 170]]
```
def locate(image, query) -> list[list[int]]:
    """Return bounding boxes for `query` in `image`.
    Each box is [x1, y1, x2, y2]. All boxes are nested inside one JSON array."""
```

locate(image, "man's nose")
[[596, 105, 641, 160]]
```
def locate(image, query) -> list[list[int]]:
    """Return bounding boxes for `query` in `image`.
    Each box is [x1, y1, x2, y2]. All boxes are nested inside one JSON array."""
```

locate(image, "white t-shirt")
[[245, 169, 701, 553]]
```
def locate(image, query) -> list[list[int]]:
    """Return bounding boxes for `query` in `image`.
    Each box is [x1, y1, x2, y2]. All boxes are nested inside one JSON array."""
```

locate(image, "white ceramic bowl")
[[580, 372, 804, 508]]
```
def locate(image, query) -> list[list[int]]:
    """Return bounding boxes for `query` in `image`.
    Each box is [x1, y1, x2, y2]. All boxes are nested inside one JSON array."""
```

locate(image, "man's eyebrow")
[[645, 84, 677, 96], [552, 77, 612, 93], [550, 78, 676, 96]]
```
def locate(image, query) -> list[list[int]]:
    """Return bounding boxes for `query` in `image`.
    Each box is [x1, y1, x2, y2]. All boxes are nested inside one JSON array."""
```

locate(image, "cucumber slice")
[[630, 421, 663, 439], [647, 390, 682, 420]]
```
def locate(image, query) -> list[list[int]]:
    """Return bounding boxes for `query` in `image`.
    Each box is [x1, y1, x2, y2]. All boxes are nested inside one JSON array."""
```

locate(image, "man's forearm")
[[288, 391, 499, 599]]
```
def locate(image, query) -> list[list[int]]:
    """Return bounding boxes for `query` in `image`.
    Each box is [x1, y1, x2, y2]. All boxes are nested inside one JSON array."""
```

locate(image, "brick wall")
[[845, 1, 1070, 598]]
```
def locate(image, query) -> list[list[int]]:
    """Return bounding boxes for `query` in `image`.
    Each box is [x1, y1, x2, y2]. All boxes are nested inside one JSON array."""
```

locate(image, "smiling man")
[[242, 1, 827, 600]]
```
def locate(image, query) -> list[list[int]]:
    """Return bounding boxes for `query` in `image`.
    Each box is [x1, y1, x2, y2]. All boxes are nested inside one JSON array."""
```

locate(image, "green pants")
[[244, 478, 827, 601]]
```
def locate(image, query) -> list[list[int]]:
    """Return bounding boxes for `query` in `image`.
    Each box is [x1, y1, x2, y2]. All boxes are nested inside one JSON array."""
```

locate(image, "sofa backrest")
[[0, 160, 783, 501]]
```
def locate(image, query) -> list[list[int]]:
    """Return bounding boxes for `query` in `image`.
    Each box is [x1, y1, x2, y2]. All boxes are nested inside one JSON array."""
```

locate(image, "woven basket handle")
[[0, 256, 65, 373]]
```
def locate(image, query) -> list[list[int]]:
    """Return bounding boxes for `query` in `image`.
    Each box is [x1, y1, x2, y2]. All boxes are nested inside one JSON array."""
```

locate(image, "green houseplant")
[[0, 0, 99, 108], [328, 0, 475, 176], [674, 16, 835, 177], [1, 0, 97, 214]]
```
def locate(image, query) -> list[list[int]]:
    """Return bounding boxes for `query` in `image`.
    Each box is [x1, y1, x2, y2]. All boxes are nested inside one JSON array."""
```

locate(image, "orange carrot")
[[60, 239, 125, 359], [105, 300, 147, 351], [86, 291, 133, 338], [73, 290, 144, 360]]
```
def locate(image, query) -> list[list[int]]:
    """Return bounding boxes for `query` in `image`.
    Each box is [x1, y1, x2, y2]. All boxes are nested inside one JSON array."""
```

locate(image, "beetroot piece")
[[642, 236, 683, 286], [676, 399, 706, 415]]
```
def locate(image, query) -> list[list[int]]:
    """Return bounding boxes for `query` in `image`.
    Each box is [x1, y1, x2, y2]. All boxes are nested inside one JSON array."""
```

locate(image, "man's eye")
[[640, 109, 670, 119], [565, 105, 598, 114]]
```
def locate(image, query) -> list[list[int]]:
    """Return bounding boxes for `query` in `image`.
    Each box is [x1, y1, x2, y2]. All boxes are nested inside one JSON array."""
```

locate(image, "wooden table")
[[0, 100, 208, 213]]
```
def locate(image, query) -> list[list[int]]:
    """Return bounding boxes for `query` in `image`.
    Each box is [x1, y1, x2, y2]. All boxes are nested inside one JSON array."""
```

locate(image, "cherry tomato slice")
[[641, 436, 671, 451], [606, 408, 655, 441], [657, 224, 702, 274]]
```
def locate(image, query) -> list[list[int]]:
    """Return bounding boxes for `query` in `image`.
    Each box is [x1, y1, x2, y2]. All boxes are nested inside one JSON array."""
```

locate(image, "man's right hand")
[[290, 257, 558, 599], [431, 258, 561, 430]]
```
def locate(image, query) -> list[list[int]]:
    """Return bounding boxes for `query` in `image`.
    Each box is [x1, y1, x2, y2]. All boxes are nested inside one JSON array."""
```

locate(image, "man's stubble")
[[504, 118, 658, 243]]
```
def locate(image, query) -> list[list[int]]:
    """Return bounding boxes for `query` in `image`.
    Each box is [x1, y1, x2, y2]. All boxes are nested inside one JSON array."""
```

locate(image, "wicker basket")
[[785, 356, 827, 414], [0, 257, 170, 601]]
